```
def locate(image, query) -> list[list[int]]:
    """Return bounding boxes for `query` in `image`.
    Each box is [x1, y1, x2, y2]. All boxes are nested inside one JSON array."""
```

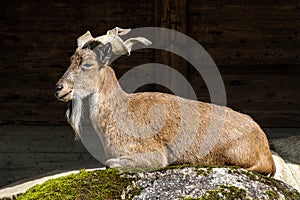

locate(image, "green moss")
[[182, 185, 248, 200], [199, 185, 248, 200], [17, 168, 141, 200], [196, 168, 209, 177], [265, 190, 279, 199], [160, 164, 201, 170], [233, 169, 300, 200], [161, 164, 239, 171], [183, 197, 201, 200]]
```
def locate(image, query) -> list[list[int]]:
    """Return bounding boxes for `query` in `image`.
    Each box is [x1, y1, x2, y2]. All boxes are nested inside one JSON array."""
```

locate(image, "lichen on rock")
[[125, 166, 299, 200]]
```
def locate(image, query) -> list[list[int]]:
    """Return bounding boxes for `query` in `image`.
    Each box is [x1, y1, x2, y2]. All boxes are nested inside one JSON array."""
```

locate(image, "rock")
[[4, 166, 299, 200], [269, 135, 300, 192], [272, 152, 300, 193], [270, 136, 300, 164], [124, 166, 300, 200]]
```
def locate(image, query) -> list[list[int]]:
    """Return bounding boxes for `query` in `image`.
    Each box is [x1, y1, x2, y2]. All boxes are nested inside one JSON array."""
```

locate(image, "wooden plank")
[[0, 152, 97, 170], [202, 48, 299, 66], [189, 0, 299, 9], [154, 0, 189, 96], [243, 112, 300, 128], [0, 1, 155, 29], [0, 126, 86, 153], [189, 74, 299, 103], [0, 153, 100, 188], [189, 28, 300, 50], [0, 125, 102, 187], [189, 0, 300, 20], [0, 103, 67, 125], [217, 64, 300, 75], [0, 49, 154, 73]]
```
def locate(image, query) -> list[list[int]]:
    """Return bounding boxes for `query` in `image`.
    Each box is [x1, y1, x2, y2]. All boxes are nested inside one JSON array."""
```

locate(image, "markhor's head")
[[55, 41, 112, 102]]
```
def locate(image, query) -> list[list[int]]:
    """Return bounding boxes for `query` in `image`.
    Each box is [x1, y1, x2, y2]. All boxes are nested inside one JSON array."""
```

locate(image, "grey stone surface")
[[123, 167, 300, 200]]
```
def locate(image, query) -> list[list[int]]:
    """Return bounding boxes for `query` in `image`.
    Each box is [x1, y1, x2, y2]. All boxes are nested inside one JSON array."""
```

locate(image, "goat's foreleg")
[[105, 151, 168, 168]]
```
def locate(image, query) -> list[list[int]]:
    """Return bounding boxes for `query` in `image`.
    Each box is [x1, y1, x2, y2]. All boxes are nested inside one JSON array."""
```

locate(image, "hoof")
[[105, 157, 133, 168]]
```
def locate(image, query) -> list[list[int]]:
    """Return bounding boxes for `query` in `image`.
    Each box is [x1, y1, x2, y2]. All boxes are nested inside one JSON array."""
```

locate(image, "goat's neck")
[[98, 66, 128, 102], [88, 66, 128, 128]]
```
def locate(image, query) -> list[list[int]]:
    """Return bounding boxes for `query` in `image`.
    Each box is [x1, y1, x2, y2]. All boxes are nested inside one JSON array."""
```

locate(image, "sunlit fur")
[[56, 44, 276, 175]]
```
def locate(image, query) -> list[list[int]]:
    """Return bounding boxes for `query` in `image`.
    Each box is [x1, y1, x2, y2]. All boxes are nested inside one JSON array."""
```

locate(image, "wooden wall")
[[0, 0, 299, 127], [188, 0, 300, 127]]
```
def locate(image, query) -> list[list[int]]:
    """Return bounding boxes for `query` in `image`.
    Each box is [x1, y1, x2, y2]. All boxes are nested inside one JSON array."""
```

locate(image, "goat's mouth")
[[56, 90, 72, 102]]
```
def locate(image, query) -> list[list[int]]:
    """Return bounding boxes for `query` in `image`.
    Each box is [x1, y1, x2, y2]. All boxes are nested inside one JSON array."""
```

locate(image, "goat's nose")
[[55, 85, 64, 92]]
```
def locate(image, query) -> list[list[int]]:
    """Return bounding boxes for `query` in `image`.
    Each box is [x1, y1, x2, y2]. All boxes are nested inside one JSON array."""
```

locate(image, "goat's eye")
[[83, 63, 93, 68]]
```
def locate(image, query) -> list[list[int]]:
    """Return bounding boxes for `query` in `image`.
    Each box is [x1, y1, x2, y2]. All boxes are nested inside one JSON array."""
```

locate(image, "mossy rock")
[[16, 166, 300, 200], [17, 168, 140, 200]]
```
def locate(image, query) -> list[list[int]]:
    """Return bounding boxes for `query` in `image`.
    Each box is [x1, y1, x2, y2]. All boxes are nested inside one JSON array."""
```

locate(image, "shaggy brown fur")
[[56, 43, 276, 175]]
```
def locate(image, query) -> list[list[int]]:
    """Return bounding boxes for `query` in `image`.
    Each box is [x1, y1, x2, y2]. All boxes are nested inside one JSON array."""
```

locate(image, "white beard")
[[66, 97, 83, 140]]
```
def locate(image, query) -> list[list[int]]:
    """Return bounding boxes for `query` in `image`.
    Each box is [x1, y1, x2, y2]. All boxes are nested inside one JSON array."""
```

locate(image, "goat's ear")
[[95, 42, 112, 66]]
